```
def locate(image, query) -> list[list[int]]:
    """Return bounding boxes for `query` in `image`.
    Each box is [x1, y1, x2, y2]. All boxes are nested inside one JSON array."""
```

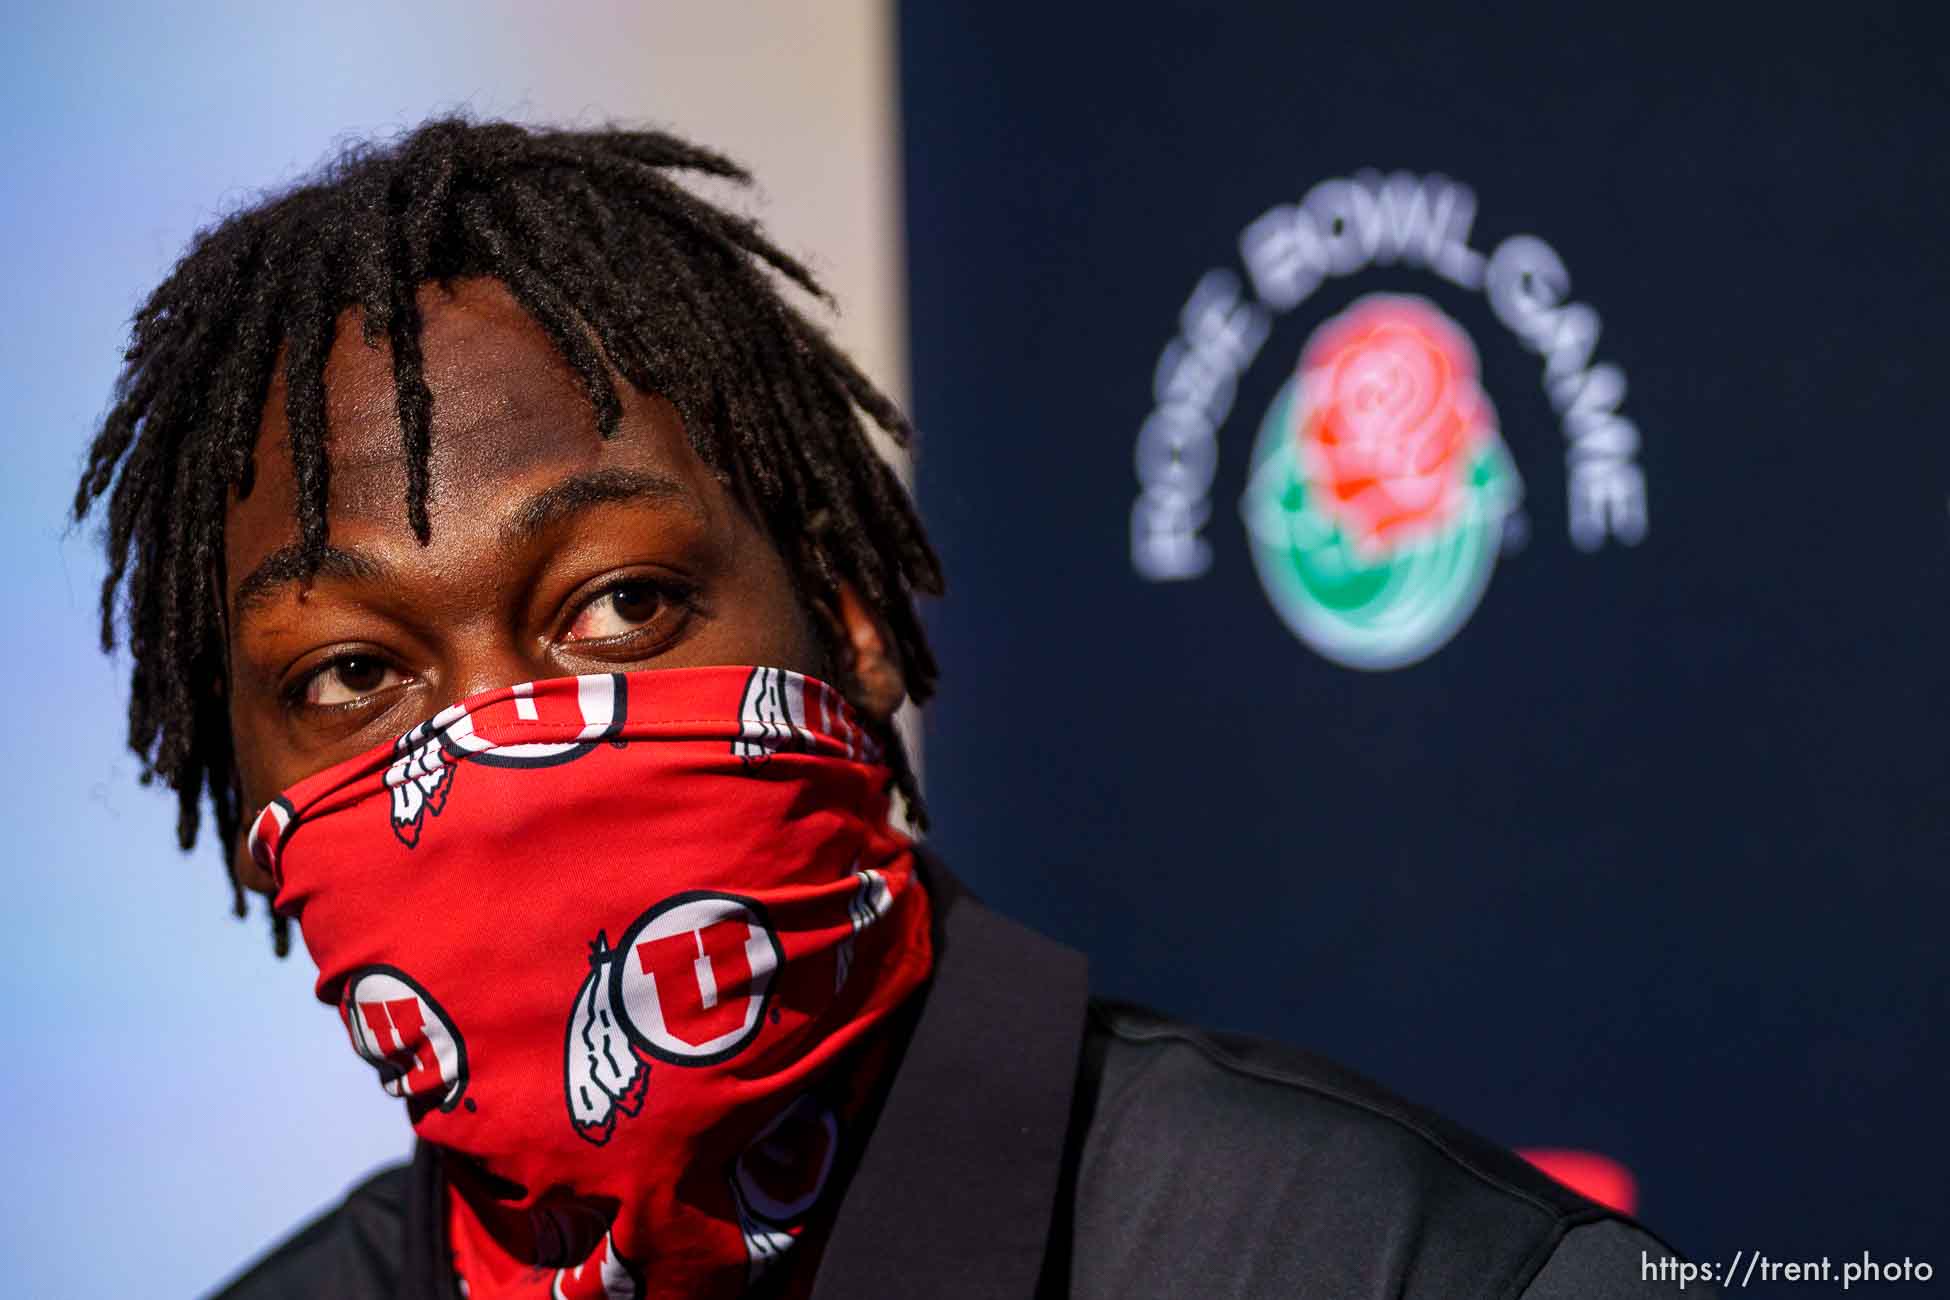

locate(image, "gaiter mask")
[[248, 666, 934, 1299]]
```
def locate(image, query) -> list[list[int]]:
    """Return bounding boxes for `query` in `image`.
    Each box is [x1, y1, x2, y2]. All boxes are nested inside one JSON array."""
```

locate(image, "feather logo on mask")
[[386, 727, 455, 848], [732, 666, 881, 767], [565, 932, 651, 1145], [834, 867, 892, 992], [565, 892, 783, 1144], [732, 666, 811, 766]]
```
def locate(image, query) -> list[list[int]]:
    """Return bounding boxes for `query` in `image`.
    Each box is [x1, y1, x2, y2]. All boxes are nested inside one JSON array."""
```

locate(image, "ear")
[[826, 581, 906, 725], [233, 837, 277, 896]]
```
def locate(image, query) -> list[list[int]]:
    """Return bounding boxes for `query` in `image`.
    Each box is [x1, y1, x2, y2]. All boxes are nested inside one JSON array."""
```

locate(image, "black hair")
[[72, 117, 943, 955]]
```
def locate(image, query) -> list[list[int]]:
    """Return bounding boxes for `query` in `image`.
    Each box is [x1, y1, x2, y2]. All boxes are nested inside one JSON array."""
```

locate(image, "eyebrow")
[[231, 543, 393, 618], [228, 468, 700, 620], [499, 467, 701, 546]]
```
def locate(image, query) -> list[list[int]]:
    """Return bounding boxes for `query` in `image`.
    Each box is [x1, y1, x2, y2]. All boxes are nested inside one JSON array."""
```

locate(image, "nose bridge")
[[397, 580, 546, 711], [443, 629, 548, 706], [372, 513, 550, 733]]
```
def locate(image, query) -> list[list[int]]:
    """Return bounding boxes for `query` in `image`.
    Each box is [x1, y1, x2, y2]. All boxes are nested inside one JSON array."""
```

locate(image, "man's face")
[[224, 277, 859, 891]]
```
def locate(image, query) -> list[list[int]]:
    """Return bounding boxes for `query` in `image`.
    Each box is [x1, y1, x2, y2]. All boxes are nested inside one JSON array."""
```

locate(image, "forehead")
[[227, 277, 716, 568]]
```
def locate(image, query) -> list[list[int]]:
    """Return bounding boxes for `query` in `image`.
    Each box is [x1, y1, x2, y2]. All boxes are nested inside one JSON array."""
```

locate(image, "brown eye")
[[567, 582, 666, 642], [303, 655, 402, 707]]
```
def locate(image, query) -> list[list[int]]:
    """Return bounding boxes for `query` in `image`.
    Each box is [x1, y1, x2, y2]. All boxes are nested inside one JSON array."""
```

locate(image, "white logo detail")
[[732, 667, 810, 766], [615, 896, 779, 1063], [445, 674, 623, 764], [565, 932, 647, 1144], [550, 1232, 638, 1300], [386, 725, 454, 845], [342, 969, 466, 1109], [835, 867, 893, 993], [245, 798, 293, 875], [385, 677, 626, 845]]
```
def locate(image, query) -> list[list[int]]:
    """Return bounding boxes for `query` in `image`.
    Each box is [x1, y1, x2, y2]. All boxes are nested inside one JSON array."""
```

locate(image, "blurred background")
[[4, 2, 1946, 1295]]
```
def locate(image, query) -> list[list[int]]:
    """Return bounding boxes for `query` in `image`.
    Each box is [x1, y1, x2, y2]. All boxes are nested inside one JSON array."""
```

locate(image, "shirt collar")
[[809, 854, 1092, 1299]]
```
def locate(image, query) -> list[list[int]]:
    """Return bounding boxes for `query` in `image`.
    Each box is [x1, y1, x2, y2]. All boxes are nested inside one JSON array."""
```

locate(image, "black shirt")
[[215, 861, 1710, 1298]]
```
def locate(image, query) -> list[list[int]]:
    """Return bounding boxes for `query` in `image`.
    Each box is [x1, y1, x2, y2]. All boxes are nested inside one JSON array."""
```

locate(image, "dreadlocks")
[[72, 117, 944, 955]]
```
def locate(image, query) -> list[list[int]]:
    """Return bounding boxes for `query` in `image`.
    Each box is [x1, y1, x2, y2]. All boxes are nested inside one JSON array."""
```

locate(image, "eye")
[[302, 655, 404, 707], [566, 580, 670, 642]]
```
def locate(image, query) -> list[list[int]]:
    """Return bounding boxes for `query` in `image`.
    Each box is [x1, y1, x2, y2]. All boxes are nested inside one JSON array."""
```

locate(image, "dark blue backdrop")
[[900, 3, 1949, 1272]]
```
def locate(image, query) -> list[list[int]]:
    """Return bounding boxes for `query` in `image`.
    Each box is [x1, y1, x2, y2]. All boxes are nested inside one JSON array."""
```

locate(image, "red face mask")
[[247, 667, 934, 1300]]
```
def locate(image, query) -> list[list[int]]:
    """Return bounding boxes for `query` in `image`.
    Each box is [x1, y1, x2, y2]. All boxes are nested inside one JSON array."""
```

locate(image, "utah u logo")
[[340, 967, 468, 1111], [565, 893, 783, 1143], [387, 675, 628, 847]]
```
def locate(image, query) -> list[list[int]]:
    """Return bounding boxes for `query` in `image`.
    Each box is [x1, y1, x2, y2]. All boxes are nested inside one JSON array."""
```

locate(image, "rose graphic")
[[1294, 296, 1495, 553], [1240, 292, 1521, 671]]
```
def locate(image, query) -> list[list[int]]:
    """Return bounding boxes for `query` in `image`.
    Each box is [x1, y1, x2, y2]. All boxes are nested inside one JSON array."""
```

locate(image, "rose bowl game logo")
[[1130, 169, 1650, 672], [1241, 294, 1520, 669]]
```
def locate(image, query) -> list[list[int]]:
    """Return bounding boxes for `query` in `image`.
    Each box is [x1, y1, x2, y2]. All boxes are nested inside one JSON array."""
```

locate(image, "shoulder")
[[1059, 1000, 1705, 1299], [208, 1162, 412, 1300]]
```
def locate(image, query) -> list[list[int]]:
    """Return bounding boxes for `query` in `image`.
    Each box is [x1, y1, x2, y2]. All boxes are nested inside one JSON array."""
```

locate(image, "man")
[[76, 119, 1706, 1298]]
